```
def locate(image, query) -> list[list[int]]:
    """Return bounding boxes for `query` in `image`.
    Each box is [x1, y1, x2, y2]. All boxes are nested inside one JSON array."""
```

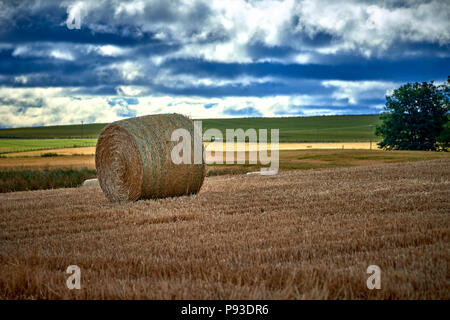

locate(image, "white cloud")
[[12, 44, 75, 61], [114, 0, 146, 16], [171, 42, 252, 64], [115, 85, 149, 96], [13, 75, 28, 84], [0, 87, 348, 127], [93, 45, 129, 57], [293, 0, 450, 56], [64, 0, 450, 62], [151, 69, 275, 89], [3, 0, 450, 65], [0, 87, 122, 127], [50, 49, 75, 61], [106, 61, 143, 81], [322, 80, 398, 104], [369, 104, 384, 110]]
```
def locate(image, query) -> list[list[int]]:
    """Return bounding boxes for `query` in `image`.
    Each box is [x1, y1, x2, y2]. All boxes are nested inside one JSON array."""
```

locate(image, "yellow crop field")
[[2, 142, 379, 158], [1, 149, 448, 173], [4, 147, 97, 157], [204, 142, 381, 151]]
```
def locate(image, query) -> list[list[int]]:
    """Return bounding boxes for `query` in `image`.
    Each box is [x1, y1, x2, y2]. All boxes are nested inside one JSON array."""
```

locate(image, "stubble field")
[[0, 159, 448, 299]]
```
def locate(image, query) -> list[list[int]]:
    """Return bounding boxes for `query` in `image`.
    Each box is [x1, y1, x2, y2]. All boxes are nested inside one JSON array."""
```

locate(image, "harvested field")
[[0, 155, 95, 171], [4, 147, 96, 157], [0, 160, 448, 299]]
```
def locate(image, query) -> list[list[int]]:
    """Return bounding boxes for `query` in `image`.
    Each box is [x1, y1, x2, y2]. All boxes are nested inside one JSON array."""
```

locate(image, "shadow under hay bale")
[[95, 114, 206, 202]]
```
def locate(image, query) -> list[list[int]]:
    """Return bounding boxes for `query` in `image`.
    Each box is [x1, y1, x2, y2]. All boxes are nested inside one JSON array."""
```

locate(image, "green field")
[[203, 114, 380, 142], [0, 114, 381, 141], [0, 139, 97, 154], [0, 123, 107, 139]]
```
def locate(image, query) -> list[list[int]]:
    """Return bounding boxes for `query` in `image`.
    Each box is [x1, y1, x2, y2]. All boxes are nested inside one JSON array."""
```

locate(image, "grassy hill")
[[0, 114, 381, 142], [0, 123, 107, 139], [203, 115, 380, 142]]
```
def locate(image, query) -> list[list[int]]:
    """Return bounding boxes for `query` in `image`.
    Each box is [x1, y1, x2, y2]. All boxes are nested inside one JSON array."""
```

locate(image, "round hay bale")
[[95, 113, 206, 202], [82, 178, 99, 187]]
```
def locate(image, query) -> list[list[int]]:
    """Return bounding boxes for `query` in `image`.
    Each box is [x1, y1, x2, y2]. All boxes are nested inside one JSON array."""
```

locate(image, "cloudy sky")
[[0, 0, 449, 127]]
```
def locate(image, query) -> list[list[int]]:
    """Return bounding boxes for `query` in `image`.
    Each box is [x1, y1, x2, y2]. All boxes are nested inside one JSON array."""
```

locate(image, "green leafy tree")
[[437, 121, 450, 150], [376, 80, 449, 151]]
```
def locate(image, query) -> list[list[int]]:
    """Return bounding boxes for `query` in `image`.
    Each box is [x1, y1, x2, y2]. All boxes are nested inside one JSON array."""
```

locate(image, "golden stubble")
[[0, 159, 449, 299]]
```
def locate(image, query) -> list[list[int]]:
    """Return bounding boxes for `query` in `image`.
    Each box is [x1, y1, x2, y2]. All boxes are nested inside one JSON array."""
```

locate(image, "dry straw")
[[95, 114, 206, 202]]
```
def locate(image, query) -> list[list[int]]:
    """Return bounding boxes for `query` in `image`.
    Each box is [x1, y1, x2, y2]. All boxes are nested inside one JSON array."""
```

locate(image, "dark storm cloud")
[[147, 77, 335, 98], [0, 1, 174, 45], [0, 0, 449, 127], [273, 104, 380, 116], [163, 57, 450, 83], [246, 43, 297, 60], [0, 96, 45, 110]]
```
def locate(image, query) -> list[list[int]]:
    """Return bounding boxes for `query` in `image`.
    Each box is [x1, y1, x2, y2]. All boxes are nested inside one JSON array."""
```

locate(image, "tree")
[[376, 80, 449, 151], [437, 121, 450, 150]]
